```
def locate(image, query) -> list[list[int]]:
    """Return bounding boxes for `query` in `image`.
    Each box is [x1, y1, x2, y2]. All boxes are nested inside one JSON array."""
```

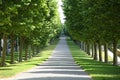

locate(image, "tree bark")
[[25, 46, 28, 60], [113, 41, 118, 66], [83, 42, 85, 51], [98, 41, 102, 62], [104, 43, 108, 63], [79, 41, 82, 49], [91, 43, 94, 57], [83, 42, 86, 52], [0, 37, 1, 57], [32, 46, 35, 57], [81, 42, 84, 50], [10, 34, 15, 64], [87, 43, 90, 55], [28, 45, 31, 59], [94, 42, 98, 60], [0, 34, 7, 67], [19, 36, 24, 62], [85, 43, 87, 52], [36, 46, 40, 54]]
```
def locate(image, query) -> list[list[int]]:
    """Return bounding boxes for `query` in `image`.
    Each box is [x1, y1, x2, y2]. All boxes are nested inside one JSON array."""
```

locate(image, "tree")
[[0, 0, 61, 66], [63, 0, 120, 65]]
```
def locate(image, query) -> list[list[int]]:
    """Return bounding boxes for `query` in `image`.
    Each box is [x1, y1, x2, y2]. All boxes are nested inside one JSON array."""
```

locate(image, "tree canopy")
[[63, 0, 120, 65]]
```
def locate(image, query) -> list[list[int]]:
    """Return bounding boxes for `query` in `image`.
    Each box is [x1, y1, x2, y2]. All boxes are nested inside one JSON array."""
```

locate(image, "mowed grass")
[[67, 39, 120, 80], [0, 39, 59, 78]]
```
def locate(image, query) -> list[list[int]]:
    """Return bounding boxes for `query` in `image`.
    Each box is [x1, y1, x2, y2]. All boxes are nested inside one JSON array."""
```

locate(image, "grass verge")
[[67, 39, 120, 80], [0, 39, 59, 78]]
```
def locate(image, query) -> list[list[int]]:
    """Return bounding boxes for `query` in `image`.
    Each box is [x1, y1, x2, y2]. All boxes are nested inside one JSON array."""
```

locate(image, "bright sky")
[[58, 0, 65, 24]]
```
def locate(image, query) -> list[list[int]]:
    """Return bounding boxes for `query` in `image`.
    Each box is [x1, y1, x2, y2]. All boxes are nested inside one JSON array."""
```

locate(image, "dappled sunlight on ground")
[[6, 37, 92, 80], [68, 40, 120, 80]]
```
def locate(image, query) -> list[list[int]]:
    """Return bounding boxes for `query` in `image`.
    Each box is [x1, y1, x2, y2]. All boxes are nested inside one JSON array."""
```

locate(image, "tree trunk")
[[25, 46, 28, 60], [98, 41, 102, 62], [85, 43, 87, 52], [94, 42, 98, 60], [83, 42, 86, 52], [91, 43, 94, 57], [10, 34, 15, 64], [104, 43, 108, 63], [0, 37, 1, 57], [36, 46, 39, 54], [14, 38, 18, 52], [83, 42, 85, 51], [87, 43, 90, 55], [28, 45, 31, 59], [19, 36, 23, 62], [113, 41, 118, 66], [16, 37, 19, 52], [0, 34, 7, 67], [80, 41, 82, 49], [79, 41, 82, 49], [32, 46, 35, 57], [81, 42, 84, 50]]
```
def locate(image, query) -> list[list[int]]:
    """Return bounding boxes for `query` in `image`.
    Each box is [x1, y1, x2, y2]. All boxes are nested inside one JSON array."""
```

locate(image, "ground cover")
[[67, 39, 120, 80], [0, 39, 59, 78]]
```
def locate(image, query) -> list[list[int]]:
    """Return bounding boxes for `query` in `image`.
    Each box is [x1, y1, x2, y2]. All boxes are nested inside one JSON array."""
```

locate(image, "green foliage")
[[63, 0, 120, 65], [0, 0, 62, 66], [63, 0, 120, 42]]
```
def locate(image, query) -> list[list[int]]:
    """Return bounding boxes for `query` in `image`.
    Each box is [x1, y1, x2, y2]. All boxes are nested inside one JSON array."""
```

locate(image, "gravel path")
[[7, 37, 92, 80]]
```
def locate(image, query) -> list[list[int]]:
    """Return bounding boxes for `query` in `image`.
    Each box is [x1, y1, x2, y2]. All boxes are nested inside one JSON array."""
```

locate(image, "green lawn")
[[67, 39, 120, 80], [0, 39, 59, 78]]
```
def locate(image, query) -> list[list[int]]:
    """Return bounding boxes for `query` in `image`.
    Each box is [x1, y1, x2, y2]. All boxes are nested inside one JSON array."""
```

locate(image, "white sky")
[[58, 0, 65, 24]]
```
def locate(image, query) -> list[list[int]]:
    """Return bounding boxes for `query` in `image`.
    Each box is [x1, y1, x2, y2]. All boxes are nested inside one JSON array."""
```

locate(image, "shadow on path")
[[9, 37, 92, 80]]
